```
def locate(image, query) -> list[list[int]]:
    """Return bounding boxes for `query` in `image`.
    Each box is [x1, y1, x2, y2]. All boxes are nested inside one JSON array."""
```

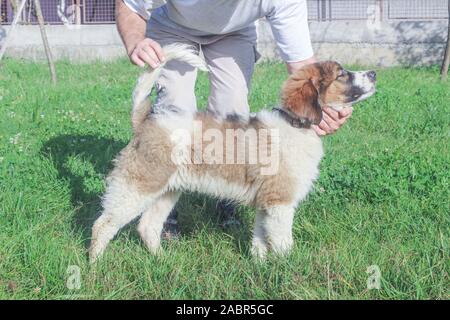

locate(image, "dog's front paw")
[[251, 238, 268, 260], [88, 242, 101, 264], [270, 236, 293, 256], [138, 225, 164, 255]]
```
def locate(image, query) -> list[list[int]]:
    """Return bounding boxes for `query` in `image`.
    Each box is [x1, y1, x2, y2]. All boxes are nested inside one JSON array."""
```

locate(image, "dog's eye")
[[337, 71, 346, 79]]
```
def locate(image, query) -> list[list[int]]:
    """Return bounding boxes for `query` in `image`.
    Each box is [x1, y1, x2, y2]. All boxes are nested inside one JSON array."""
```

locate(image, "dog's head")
[[281, 61, 376, 125]]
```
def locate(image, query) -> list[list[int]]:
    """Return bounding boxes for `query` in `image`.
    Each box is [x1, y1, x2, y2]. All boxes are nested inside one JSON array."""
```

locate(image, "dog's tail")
[[131, 43, 208, 131]]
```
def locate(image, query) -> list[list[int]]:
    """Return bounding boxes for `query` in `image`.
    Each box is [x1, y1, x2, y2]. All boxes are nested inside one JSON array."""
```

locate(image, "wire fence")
[[0, 0, 116, 24], [308, 0, 379, 21], [0, 0, 448, 25], [388, 0, 448, 19], [83, 0, 115, 24]]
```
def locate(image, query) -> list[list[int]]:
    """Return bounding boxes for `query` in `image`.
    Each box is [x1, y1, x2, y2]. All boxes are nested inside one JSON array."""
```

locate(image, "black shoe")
[[217, 200, 241, 229], [161, 209, 180, 240]]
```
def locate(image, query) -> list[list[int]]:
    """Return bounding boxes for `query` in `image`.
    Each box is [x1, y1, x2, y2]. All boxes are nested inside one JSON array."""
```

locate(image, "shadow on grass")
[[40, 134, 252, 254], [40, 134, 126, 246]]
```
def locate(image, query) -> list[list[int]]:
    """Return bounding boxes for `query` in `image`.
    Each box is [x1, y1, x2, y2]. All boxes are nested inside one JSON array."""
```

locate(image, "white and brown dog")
[[89, 44, 376, 263]]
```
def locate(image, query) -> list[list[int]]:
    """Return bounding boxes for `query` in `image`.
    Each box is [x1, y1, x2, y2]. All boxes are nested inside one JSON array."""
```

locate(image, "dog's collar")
[[272, 107, 315, 129]]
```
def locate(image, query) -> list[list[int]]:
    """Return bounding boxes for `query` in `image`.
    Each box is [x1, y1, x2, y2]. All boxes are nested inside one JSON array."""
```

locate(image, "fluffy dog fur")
[[89, 44, 376, 263]]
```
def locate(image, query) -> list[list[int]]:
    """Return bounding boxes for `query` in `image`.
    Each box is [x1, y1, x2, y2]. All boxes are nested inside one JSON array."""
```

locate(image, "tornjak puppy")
[[89, 44, 376, 263]]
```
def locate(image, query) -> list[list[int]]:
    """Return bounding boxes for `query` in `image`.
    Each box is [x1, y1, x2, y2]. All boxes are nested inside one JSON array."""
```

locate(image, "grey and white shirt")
[[123, 0, 314, 62]]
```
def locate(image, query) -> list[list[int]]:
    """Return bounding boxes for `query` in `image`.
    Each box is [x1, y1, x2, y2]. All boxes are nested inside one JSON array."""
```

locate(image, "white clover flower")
[[9, 133, 21, 145]]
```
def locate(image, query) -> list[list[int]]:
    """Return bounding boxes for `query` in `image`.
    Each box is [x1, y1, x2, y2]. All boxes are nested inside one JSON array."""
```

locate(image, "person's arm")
[[286, 56, 317, 74], [266, 0, 352, 136], [116, 0, 165, 68]]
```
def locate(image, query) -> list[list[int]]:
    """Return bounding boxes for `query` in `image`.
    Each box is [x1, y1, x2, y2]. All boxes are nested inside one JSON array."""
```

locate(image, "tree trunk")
[[33, 0, 57, 85], [441, 0, 450, 80]]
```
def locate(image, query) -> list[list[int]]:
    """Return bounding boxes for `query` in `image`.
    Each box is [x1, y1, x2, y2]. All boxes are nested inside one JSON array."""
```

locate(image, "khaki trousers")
[[146, 18, 260, 118]]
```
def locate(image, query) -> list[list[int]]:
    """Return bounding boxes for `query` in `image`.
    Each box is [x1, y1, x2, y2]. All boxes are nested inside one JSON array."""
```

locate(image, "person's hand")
[[128, 38, 165, 68], [312, 106, 353, 136]]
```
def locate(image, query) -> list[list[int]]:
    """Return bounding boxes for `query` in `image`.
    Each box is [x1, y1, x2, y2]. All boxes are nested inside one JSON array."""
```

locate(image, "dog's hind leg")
[[137, 191, 181, 254], [89, 178, 155, 263], [251, 210, 268, 259]]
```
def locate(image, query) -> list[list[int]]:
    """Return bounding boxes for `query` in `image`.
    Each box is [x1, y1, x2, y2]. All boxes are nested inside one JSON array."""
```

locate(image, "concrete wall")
[[1, 19, 448, 66], [1, 25, 125, 62], [258, 19, 448, 66]]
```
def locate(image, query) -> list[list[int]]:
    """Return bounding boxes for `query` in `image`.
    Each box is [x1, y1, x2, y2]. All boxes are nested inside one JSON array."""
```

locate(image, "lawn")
[[0, 58, 448, 300]]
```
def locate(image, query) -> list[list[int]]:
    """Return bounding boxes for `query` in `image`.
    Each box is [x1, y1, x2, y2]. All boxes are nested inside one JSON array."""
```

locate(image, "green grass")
[[0, 58, 449, 300]]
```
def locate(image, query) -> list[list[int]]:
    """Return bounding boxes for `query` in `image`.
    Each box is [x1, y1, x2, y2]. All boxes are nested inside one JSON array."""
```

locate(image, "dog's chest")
[[277, 127, 324, 202]]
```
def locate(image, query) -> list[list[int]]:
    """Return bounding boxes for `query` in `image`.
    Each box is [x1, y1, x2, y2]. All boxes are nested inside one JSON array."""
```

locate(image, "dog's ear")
[[281, 78, 322, 125]]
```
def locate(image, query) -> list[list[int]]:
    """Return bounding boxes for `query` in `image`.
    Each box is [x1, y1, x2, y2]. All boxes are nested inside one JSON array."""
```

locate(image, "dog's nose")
[[367, 71, 377, 82]]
